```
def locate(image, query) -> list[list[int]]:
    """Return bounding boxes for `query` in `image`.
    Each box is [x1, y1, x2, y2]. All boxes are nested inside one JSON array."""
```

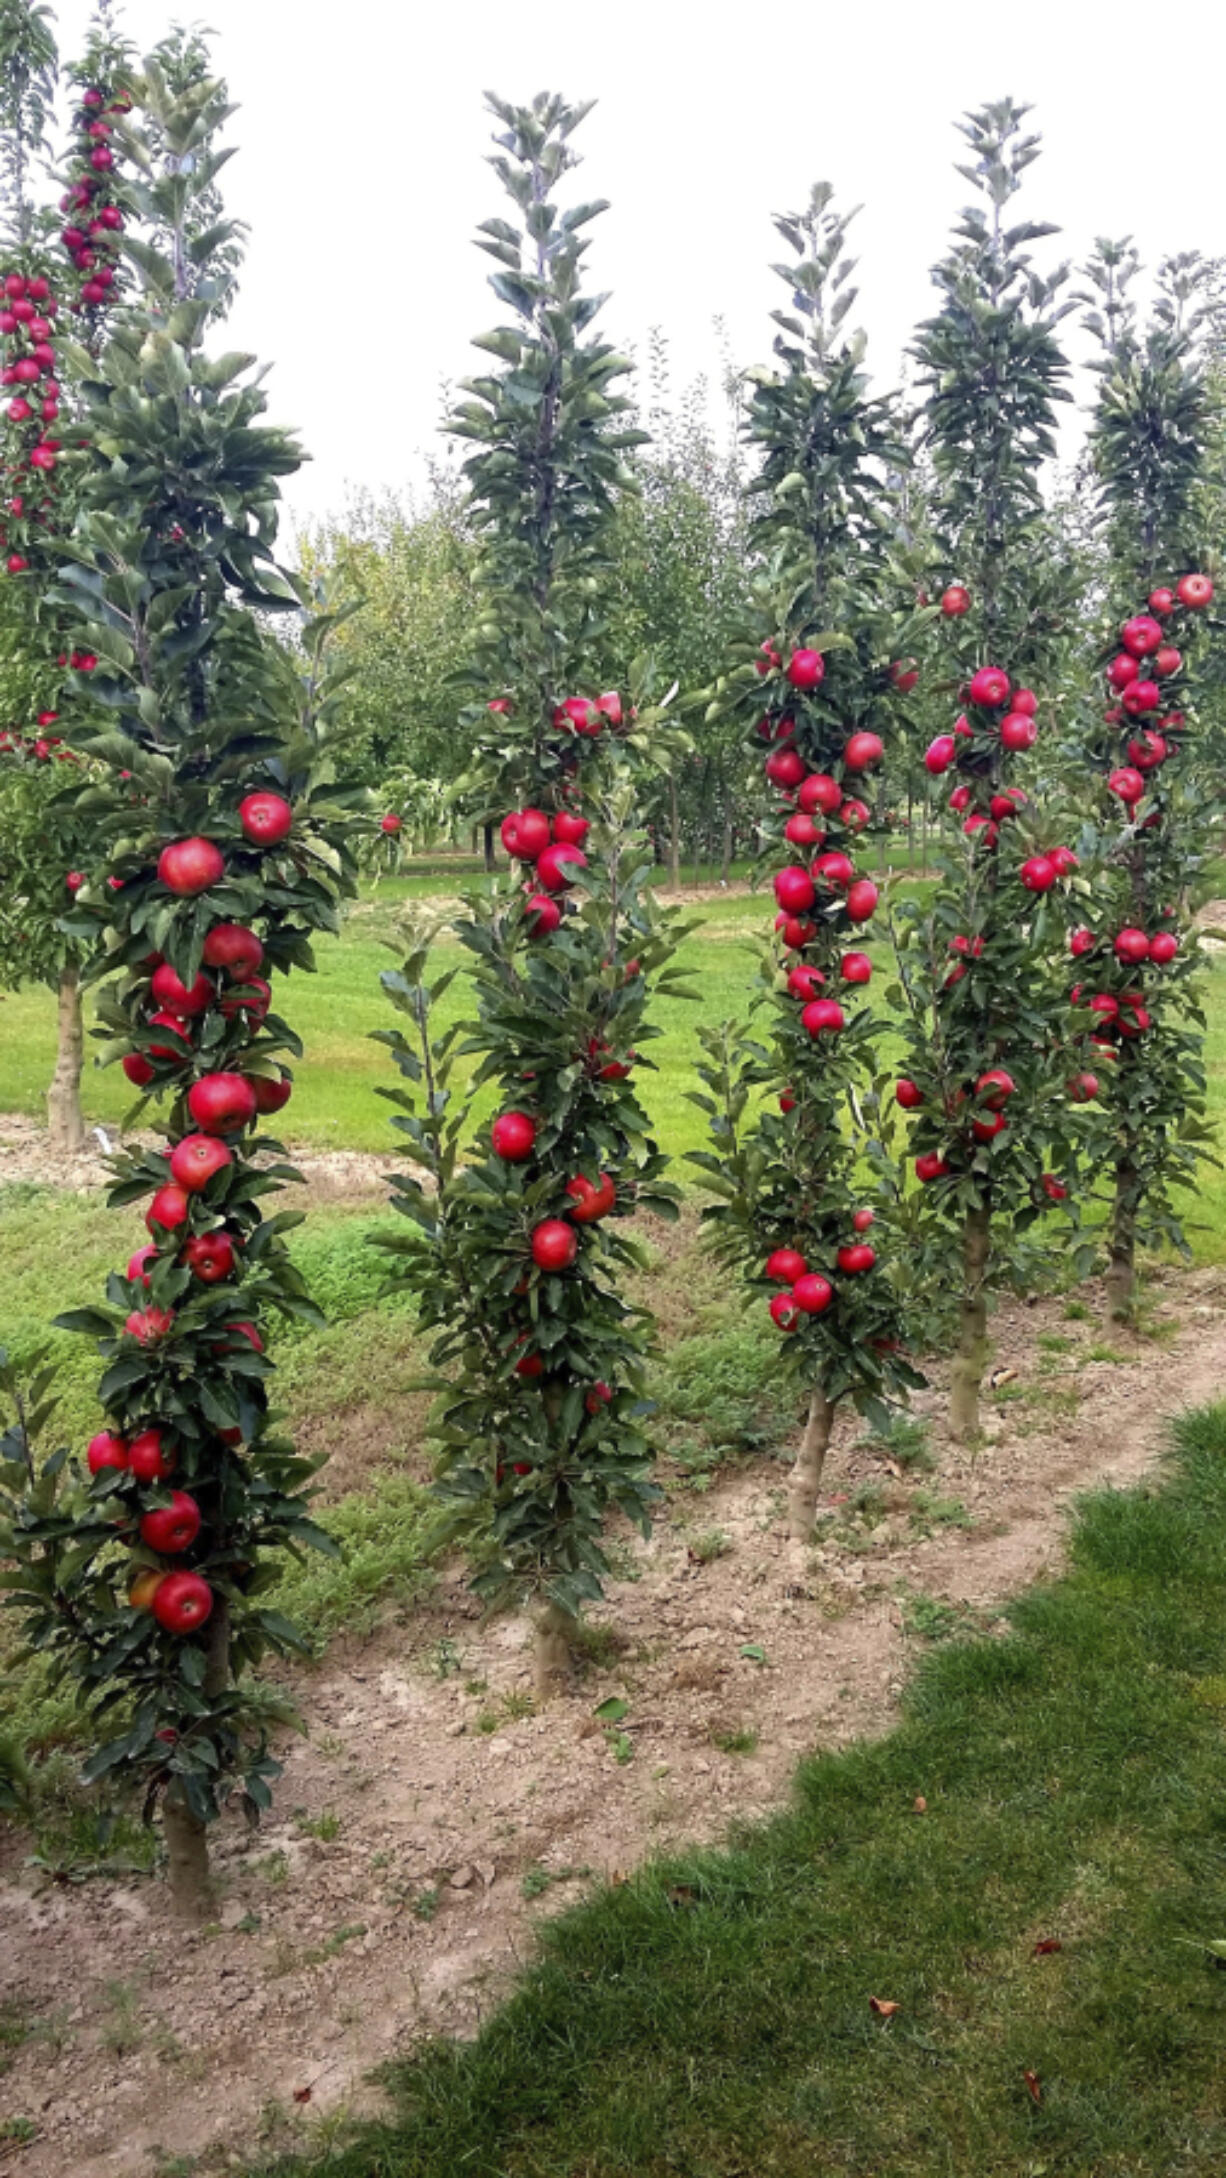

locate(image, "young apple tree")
[[1075, 242, 1221, 1315], [689, 185, 925, 1538], [894, 100, 1091, 1440], [4, 51, 365, 1917], [377, 94, 689, 1696]]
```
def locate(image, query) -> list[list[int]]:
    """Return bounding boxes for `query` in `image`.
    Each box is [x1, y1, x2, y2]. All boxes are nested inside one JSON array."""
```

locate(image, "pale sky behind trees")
[[49, 0, 1226, 529]]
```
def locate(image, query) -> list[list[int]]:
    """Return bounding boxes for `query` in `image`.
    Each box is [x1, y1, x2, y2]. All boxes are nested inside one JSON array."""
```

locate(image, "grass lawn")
[[252, 1401, 1226, 2178]]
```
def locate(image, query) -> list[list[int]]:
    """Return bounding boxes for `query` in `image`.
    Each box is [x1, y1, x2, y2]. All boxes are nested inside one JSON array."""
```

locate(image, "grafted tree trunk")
[[788, 1387, 834, 1540], [161, 1599, 231, 1918], [720, 809, 733, 884], [1107, 1152, 1139, 1321], [533, 1598, 574, 1701], [668, 771, 681, 891], [483, 821, 496, 872], [950, 1203, 991, 1442], [46, 964, 85, 1153]]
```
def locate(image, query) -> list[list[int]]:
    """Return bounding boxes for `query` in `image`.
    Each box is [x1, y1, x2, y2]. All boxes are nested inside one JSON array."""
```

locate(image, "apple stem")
[[788, 1388, 833, 1540], [46, 963, 85, 1153], [950, 1203, 991, 1443], [533, 1598, 575, 1702]]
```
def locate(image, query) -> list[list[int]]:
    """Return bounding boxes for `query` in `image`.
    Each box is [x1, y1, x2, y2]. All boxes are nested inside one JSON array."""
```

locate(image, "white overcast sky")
[[48, 0, 1226, 535]]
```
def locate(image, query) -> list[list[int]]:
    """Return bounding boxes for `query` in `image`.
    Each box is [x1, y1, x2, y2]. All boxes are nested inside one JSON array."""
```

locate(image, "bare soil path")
[[2, 1226, 1223, 2174]]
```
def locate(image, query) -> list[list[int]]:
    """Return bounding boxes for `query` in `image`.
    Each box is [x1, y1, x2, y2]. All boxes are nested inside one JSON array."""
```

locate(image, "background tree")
[[5, 49, 365, 1917], [378, 92, 688, 1695], [895, 99, 1090, 1440], [1075, 242, 1222, 1315], [691, 185, 924, 1537]]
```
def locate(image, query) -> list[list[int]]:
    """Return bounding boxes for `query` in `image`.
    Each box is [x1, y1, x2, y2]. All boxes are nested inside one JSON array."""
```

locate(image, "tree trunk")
[[46, 964, 85, 1153], [920, 797, 929, 877], [950, 1203, 991, 1443], [907, 785, 914, 870], [668, 771, 681, 891], [483, 821, 495, 872], [533, 1598, 574, 1701], [720, 808, 733, 884], [1107, 1153, 1139, 1320], [159, 1599, 231, 1918], [788, 1387, 834, 1540]]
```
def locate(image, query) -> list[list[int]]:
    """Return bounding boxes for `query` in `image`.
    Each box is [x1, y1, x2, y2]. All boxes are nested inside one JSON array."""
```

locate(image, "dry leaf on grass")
[[1023, 2069, 1042, 2104], [869, 1997, 900, 2017]]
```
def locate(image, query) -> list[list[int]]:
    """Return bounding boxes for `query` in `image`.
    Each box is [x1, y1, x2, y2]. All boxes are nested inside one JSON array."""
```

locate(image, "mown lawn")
[[251, 1402, 1226, 2178]]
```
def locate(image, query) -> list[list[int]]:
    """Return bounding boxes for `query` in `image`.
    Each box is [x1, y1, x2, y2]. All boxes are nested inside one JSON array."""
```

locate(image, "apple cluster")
[[58, 81, 130, 317], [1097, 577, 1211, 817], [499, 800, 592, 934], [0, 268, 64, 575]]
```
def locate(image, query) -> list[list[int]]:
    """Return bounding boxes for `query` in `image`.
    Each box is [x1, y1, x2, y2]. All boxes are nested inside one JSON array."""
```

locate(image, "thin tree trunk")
[[46, 964, 85, 1152], [533, 1598, 574, 1701], [160, 1598, 230, 1918], [950, 1203, 991, 1442], [483, 821, 495, 872], [920, 797, 929, 877], [1107, 1152, 1139, 1320], [788, 1387, 834, 1540], [720, 808, 732, 884], [907, 785, 914, 870], [668, 772, 681, 891]]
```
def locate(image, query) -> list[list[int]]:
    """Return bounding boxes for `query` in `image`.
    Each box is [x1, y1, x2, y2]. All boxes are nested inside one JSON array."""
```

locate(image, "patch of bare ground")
[[0, 1109, 392, 1207], [3, 1264, 1225, 2176]]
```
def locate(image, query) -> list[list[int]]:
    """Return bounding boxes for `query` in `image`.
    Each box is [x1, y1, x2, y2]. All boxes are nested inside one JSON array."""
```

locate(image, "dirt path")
[[0, 1109, 391, 1204], [2, 1260, 1224, 2175]]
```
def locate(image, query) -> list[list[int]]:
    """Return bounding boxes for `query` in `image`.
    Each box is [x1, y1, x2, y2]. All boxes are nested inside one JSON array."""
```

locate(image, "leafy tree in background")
[[378, 92, 689, 1695]]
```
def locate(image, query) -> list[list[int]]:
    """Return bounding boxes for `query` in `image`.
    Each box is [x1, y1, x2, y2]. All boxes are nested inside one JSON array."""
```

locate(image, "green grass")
[[251, 1402, 1226, 2178]]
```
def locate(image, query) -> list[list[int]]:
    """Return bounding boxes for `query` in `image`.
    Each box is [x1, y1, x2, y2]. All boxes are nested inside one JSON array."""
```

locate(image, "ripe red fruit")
[[220, 1320, 263, 1354], [123, 1051, 155, 1087], [837, 1242, 876, 1275], [1153, 646, 1182, 679], [585, 1380, 613, 1412], [941, 584, 970, 617], [1049, 846, 1079, 877], [501, 807, 552, 861], [1149, 931, 1179, 965], [249, 1073, 292, 1115], [1118, 999, 1152, 1037], [1069, 927, 1095, 959], [787, 964, 826, 1000], [924, 734, 956, 775], [531, 1218, 578, 1273], [597, 690, 623, 728], [968, 665, 1010, 708], [797, 773, 841, 816], [514, 1348, 544, 1379], [157, 837, 224, 896], [552, 694, 598, 734], [914, 1152, 949, 1183], [146, 1184, 190, 1233], [238, 790, 293, 845], [87, 1430, 129, 1475], [755, 643, 781, 677], [1122, 681, 1160, 718], [792, 1272, 833, 1314], [972, 1110, 1008, 1143], [802, 997, 845, 1037], [566, 1172, 616, 1223], [1020, 854, 1056, 893], [1067, 1072, 1100, 1104], [1108, 768, 1145, 806], [949, 784, 971, 814], [977, 1069, 1015, 1109], [843, 731, 884, 771], [1176, 572, 1213, 610], [146, 1011, 192, 1061], [129, 1428, 175, 1482], [852, 1207, 875, 1233], [492, 1110, 536, 1161], [1148, 587, 1174, 616], [841, 951, 872, 985], [765, 1247, 807, 1284], [1106, 653, 1139, 690], [552, 811, 590, 846], [1000, 712, 1038, 752], [202, 923, 264, 974], [183, 1231, 237, 1284], [845, 879, 878, 922], [150, 963, 214, 1018], [1121, 614, 1163, 659], [151, 1571, 213, 1634], [218, 974, 271, 1023], [784, 812, 824, 847], [769, 1291, 800, 1332], [525, 893, 562, 936], [785, 647, 824, 690], [774, 865, 816, 914], [125, 1305, 175, 1346], [891, 659, 919, 694], [187, 1073, 258, 1136], [1012, 688, 1038, 716], [1041, 1174, 1068, 1203], [895, 1079, 924, 1110], [1114, 928, 1150, 964], [764, 746, 807, 790], [778, 916, 817, 950], [535, 842, 587, 893], [814, 851, 854, 889], [169, 1134, 233, 1191], [840, 797, 870, 831], [380, 813, 402, 835], [6, 553, 28, 573]]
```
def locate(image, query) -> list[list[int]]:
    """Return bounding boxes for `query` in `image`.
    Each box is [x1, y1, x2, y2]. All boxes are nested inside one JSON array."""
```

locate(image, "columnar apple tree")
[[1077, 241, 1221, 1315], [5, 55, 363, 1916], [689, 186, 924, 1538], [896, 100, 1090, 1440], [0, 2, 131, 1147], [378, 94, 687, 1695]]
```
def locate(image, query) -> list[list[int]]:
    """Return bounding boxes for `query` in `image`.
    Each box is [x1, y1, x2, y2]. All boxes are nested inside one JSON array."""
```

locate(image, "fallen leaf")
[[610, 1868, 629, 1887], [449, 1863, 475, 1889], [667, 1884, 698, 1909], [475, 1860, 496, 1888], [885, 1460, 903, 1479], [913, 1795, 927, 1814], [293, 2087, 312, 2105], [869, 1997, 901, 2017], [1033, 1937, 1062, 1956], [1023, 2069, 1042, 2104]]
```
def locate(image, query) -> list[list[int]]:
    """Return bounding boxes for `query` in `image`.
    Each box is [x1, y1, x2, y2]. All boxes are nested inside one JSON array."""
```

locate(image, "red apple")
[[837, 1243, 876, 1274], [841, 951, 872, 985], [1149, 931, 1179, 964], [895, 1079, 924, 1110], [128, 1568, 165, 1611], [1012, 688, 1038, 716], [147, 1011, 192, 1061], [765, 1247, 807, 1284], [218, 974, 271, 1023], [566, 1172, 616, 1223], [1106, 653, 1139, 690], [977, 1068, 1015, 1109], [531, 1218, 578, 1272], [150, 963, 214, 1018], [949, 784, 972, 814], [238, 790, 293, 845], [128, 1427, 175, 1482], [146, 1183, 190, 1234], [87, 1430, 129, 1475], [774, 865, 816, 915], [202, 922, 264, 974], [755, 643, 781, 677], [792, 1272, 833, 1314], [769, 1291, 800, 1332], [1114, 928, 1150, 964], [502, 807, 552, 861], [779, 916, 817, 950], [249, 1072, 292, 1115], [123, 1051, 155, 1087], [1069, 927, 1095, 958], [1020, 854, 1056, 893], [188, 1072, 258, 1135], [802, 997, 845, 1037], [157, 836, 224, 896], [845, 879, 878, 922], [169, 1134, 233, 1191], [968, 665, 1010, 708], [840, 797, 870, 831], [125, 1305, 175, 1346], [1148, 587, 1175, 616], [151, 1571, 213, 1633], [784, 812, 824, 847], [552, 811, 590, 846], [764, 746, 807, 790], [1041, 1174, 1068, 1203], [1120, 613, 1163, 659], [787, 965, 826, 1001], [524, 893, 562, 936], [585, 1380, 613, 1412], [535, 842, 587, 893], [183, 1231, 237, 1283], [1000, 712, 1038, 752], [1176, 572, 1213, 610], [1108, 767, 1145, 805], [1153, 646, 1181, 679], [915, 1152, 949, 1183], [843, 731, 883, 771], [1049, 847, 1079, 876], [597, 691, 623, 727], [380, 813, 402, 835], [492, 1110, 536, 1161], [1067, 1071, 1100, 1103], [1121, 681, 1160, 717], [972, 1111, 1008, 1143], [785, 647, 824, 690], [925, 734, 956, 774], [798, 773, 841, 816], [813, 851, 854, 889], [852, 1207, 875, 1233], [941, 584, 970, 617], [891, 659, 919, 693]]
